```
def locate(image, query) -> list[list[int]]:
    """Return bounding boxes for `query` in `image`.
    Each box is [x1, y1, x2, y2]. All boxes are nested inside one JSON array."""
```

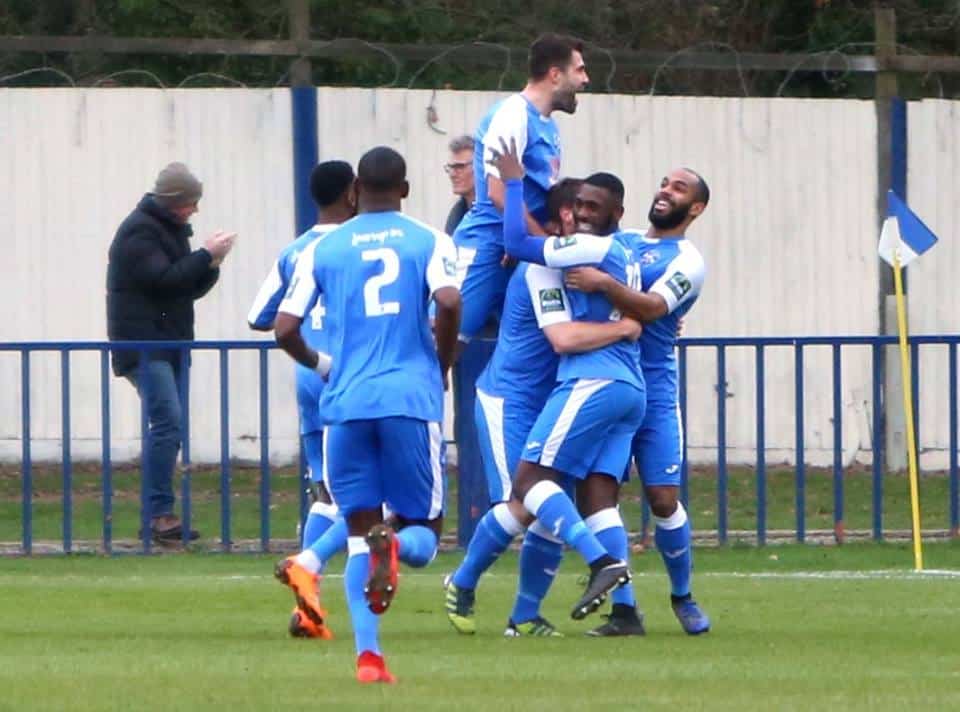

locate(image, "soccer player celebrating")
[[274, 146, 461, 683], [247, 160, 356, 640], [565, 167, 711, 635], [454, 33, 589, 343], [447, 179, 642, 637]]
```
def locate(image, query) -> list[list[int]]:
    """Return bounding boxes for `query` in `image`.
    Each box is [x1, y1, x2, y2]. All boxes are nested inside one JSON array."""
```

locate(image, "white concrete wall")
[[0, 88, 953, 469]]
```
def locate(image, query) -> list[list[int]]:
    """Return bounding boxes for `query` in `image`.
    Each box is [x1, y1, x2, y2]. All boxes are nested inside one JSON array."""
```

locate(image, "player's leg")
[[636, 400, 710, 635], [512, 379, 643, 619], [580, 477, 645, 637], [445, 396, 530, 633], [579, 399, 647, 637], [505, 519, 564, 637], [323, 421, 395, 683], [454, 240, 512, 345], [295, 433, 348, 575], [378, 418, 446, 573]]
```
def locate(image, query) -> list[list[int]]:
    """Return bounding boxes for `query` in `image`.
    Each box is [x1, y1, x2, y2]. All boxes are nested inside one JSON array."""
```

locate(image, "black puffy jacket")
[[106, 194, 219, 376]]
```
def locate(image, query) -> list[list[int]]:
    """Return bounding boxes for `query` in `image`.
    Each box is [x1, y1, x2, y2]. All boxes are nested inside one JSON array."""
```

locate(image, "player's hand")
[[501, 254, 517, 269], [487, 136, 524, 181], [564, 266, 610, 293], [620, 317, 643, 342]]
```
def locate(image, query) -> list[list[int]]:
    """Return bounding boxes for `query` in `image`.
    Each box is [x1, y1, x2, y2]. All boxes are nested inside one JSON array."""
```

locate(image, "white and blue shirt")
[[279, 212, 460, 424], [628, 231, 706, 397], [247, 223, 337, 353], [476, 262, 571, 408], [455, 93, 562, 239], [501, 179, 644, 391]]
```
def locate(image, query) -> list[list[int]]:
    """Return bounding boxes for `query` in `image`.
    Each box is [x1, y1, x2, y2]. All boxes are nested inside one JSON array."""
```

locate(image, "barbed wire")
[[649, 41, 750, 97], [0, 38, 955, 99]]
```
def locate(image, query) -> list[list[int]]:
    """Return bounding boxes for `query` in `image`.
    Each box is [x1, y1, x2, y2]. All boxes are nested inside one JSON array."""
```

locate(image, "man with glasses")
[[444, 135, 476, 235]]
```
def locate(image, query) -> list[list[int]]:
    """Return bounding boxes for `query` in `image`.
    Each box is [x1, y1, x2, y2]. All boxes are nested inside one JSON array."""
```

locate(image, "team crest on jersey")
[[666, 272, 692, 300], [538, 288, 565, 313], [552, 235, 578, 250], [640, 250, 659, 265], [443, 256, 457, 277]]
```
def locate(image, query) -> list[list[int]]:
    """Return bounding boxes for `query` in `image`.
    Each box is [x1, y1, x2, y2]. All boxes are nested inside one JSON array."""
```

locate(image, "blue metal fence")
[[2, 335, 959, 555]]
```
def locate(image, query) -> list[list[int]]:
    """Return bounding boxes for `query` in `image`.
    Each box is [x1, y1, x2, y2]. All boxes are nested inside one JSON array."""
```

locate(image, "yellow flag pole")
[[892, 248, 924, 570]]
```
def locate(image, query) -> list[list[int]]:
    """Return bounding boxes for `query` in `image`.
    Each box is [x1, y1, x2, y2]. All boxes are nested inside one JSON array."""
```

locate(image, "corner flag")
[[878, 190, 938, 268], [877, 189, 939, 571]]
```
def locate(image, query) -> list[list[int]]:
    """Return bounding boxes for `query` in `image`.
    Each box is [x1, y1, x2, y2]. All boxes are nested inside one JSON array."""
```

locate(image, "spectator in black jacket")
[[106, 162, 235, 542]]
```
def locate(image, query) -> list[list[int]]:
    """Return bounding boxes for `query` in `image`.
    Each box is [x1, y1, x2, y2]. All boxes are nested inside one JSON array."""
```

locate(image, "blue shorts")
[[323, 417, 446, 519], [631, 397, 684, 487], [474, 388, 541, 503], [455, 230, 513, 341], [296, 365, 324, 435], [523, 379, 647, 480]]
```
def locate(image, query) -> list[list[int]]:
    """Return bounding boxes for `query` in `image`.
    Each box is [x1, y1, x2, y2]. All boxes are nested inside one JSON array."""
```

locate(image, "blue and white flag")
[[878, 190, 939, 267]]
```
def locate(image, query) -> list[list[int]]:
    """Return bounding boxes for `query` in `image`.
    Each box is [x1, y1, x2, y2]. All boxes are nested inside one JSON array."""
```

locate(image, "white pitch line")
[[1, 569, 958, 585]]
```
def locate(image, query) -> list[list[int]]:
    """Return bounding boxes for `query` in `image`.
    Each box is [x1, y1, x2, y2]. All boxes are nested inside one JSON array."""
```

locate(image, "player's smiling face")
[[573, 184, 618, 235], [552, 50, 589, 114], [648, 169, 700, 230]]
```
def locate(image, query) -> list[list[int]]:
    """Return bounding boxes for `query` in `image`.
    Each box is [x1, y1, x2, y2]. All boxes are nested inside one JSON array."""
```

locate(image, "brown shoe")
[[150, 514, 200, 542]]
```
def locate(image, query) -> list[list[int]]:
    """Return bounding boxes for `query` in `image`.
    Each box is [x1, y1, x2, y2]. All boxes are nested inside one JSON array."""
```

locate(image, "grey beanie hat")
[[152, 162, 203, 207]]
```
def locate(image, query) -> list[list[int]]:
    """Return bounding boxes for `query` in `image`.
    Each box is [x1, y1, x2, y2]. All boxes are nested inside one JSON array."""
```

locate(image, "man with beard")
[[445, 177, 643, 637], [454, 33, 589, 344], [445, 139, 647, 631], [565, 167, 711, 635], [451, 38, 589, 541]]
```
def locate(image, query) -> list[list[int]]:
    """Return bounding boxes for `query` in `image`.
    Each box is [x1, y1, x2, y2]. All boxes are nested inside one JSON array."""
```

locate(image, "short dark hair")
[[357, 146, 406, 192], [546, 178, 582, 224], [529, 33, 584, 80], [683, 167, 710, 205], [583, 172, 625, 205], [309, 160, 354, 207]]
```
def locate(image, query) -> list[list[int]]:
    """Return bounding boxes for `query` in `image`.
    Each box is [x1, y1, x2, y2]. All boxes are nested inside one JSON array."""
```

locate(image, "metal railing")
[[2, 335, 958, 554]]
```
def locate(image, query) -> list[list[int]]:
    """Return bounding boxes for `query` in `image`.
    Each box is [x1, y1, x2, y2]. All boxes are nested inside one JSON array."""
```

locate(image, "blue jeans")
[[127, 360, 184, 518]]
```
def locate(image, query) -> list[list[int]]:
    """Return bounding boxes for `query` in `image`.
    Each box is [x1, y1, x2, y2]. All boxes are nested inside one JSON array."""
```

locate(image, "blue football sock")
[[510, 525, 563, 624], [452, 503, 524, 590], [302, 500, 337, 548], [307, 516, 348, 573], [587, 508, 636, 607], [302, 430, 324, 484], [523, 481, 607, 565], [654, 502, 693, 598], [345, 537, 380, 656], [397, 525, 438, 568]]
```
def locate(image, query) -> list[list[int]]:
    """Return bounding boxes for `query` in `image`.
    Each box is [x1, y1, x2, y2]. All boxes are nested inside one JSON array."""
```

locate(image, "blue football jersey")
[[456, 93, 562, 238], [279, 211, 460, 424], [540, 234, 645, 390], [476, 262, 572, 407], [630, 232, 706, 396], [247, 224, 337, 352]]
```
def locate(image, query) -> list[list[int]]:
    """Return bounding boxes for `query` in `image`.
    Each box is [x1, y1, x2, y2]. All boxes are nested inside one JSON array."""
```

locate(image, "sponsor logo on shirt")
[[665, 272, 692, 300], [552, 235, 578, 250], [538, 288, 565, 313]]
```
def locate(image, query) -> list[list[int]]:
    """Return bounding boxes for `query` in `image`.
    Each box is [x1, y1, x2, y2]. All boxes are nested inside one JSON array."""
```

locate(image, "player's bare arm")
[[433, 285, 462, 390], [564, 266, 668, 323], [274, 312, 332, 376], [542, 317, 641, 354]]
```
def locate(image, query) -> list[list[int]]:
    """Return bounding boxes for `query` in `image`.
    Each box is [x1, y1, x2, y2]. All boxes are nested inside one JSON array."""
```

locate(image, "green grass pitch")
[[1, 543, 958, 711]]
